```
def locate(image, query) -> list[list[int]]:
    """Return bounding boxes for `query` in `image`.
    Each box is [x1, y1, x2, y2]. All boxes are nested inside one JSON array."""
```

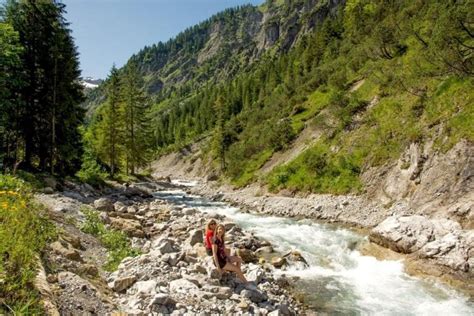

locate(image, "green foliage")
[[0, 175, 57, 313], [84, 0, 473, 194], [82, 62, 153, 178], [268, 141, 362, 194], [1, 0, 85, 175], [80, 208, 140, 271]]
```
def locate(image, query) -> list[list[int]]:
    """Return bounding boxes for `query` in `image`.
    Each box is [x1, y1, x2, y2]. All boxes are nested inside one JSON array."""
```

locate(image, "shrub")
[[0, 175, 57, 314], [80, 208, 140, 271]]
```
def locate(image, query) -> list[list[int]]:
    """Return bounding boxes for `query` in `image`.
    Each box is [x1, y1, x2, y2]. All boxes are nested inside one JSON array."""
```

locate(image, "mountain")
[[84, 0, 472, 218], [81, 77, 103, 89]]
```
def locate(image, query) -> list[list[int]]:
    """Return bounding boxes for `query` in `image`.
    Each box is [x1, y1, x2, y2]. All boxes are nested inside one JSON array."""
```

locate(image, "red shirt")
[[205, 230, 214, 250]]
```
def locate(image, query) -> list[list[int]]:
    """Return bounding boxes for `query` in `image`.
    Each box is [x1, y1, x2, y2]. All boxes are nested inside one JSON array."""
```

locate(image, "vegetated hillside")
[[86, 0, 472, 205], [84, 0, 342, 116]]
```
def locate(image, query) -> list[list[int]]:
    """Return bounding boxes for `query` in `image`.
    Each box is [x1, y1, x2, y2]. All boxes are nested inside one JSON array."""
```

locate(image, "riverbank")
[[31, 179, 304, 315], [185, 180, 474, 298]]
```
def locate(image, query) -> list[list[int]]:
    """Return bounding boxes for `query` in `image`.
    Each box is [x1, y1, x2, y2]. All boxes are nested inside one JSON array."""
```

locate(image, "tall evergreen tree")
[[3, 0, 84, 174], [0, 21, 24, 171], [122, 62, 152, 175], [96, 65, 123, 176]]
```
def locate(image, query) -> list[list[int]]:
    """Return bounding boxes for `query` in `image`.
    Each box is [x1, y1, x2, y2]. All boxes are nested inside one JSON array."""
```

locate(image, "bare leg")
[[228, 255, 242, 269], [223, 262, 247, 283]]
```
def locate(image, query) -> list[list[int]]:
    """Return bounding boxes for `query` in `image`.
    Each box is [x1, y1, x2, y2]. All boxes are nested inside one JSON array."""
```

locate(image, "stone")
[[183, 207, 197, 215], [43, 187, 54, 194], [284, 250, 309, 269], [149, 293, 175, 306], [186, 229, 204, 247], [271, 257, 287, 268], [237, 301, 249, 310], [113, 201, 127, 213], [110, 217, 145, 238], [94, 197, 114, 212], [154, 238, 178, 254], [46, 274, 58, 283], [256, 246, 274, 255], [127, 205, 138, 214], [132, 280, 157, 296], [246, 264, 265, 284], [169, 279, 199, 294], [79, 264, 99, 277], [275, 304, 291, 316], [50, 241, 82, 262], [224, 222, 237, 230], [237, 248, 258, 263], [61, 234, 82, 249], [109, 275, 137, 292], [241, 289, 267, 303], [99, 211, 111, 224]]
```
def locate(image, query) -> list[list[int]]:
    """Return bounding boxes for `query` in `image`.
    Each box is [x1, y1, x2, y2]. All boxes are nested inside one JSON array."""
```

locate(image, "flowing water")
[[156, 184, 473, 315]]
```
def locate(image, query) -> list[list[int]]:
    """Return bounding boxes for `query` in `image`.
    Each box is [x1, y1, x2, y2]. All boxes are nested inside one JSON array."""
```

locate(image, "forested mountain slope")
[[84, 0, 473, 215]]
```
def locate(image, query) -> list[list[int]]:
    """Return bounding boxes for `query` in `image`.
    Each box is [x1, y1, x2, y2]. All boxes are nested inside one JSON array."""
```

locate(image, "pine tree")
[[3, 0, 84, 174], [122, 62, 152, 175], [96, 65, 123, 176]]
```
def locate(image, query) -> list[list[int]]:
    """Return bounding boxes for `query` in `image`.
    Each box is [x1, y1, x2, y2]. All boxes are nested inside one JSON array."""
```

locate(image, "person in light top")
[[212, 224, 247, 283]]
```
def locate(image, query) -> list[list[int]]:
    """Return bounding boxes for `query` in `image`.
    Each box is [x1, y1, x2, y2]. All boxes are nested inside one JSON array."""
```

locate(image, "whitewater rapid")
[[154, 188, 473, 315]]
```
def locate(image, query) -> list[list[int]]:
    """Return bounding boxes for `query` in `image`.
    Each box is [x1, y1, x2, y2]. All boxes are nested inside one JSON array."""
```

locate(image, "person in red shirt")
[[204, 219, 217, 256]]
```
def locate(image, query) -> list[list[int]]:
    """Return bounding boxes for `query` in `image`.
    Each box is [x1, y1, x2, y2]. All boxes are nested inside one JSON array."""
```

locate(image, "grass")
[[80, 207, 140, 271], [266, 74, 473, 195], [267, 140, 362, 194], [230, 149, 273, 188], [291, 87, 333, 132], [0, 174, 57, 314]]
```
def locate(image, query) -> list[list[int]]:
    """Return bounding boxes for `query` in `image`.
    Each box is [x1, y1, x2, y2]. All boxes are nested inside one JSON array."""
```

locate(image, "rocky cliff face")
[[126, 0, 345, 95], [363, 140, 474, 229]]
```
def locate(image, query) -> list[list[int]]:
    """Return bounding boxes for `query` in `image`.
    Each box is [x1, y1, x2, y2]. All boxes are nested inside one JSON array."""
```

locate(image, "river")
[[154, 183, 473, 315]]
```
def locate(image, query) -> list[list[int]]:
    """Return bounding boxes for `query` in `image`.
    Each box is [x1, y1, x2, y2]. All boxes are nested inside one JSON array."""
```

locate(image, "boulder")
[[224, 222, 237, 230], [94, 197, 114, 212], [240, 289, 267, 303], [50, 241, 82, 262], [149, 293, 175, 306], [283, 250, 309, 269], [110, 217, 145, 238], [109, 275, 137, 292], [131, 280, 157, 296], [201, 285, 233, 299], [370, 215, 462, 254], [237, 248, 258, 263], [271, 257, 287, 268], [186, 229, 204, 247], [169, 279, 199, 294], [113, 201, 127, 213], [183, 207, 197, 215], [42, 187, 54, 194], [246, 264, 265, 284], [78, 264, 99, 277], [153, 238, 179, 254]]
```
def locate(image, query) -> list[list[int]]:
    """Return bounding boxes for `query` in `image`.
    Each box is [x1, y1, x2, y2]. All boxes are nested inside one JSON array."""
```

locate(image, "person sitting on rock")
[[212, 224, 247, 283], [204, 219, 217, 256]]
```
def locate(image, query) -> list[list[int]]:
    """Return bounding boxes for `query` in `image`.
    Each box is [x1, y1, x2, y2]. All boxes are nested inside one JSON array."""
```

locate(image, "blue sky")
[[62, 0, 264, 79]]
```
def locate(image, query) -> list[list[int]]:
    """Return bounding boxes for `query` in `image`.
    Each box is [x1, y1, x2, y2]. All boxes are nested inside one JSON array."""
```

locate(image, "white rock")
[[169, 278, 199, 294], [131, 280, 157, 296]]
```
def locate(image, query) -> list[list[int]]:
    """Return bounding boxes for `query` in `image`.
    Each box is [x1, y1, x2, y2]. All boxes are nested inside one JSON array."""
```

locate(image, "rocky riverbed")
[[189, 181, 474, 297], [34, 180, 305, 315]]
